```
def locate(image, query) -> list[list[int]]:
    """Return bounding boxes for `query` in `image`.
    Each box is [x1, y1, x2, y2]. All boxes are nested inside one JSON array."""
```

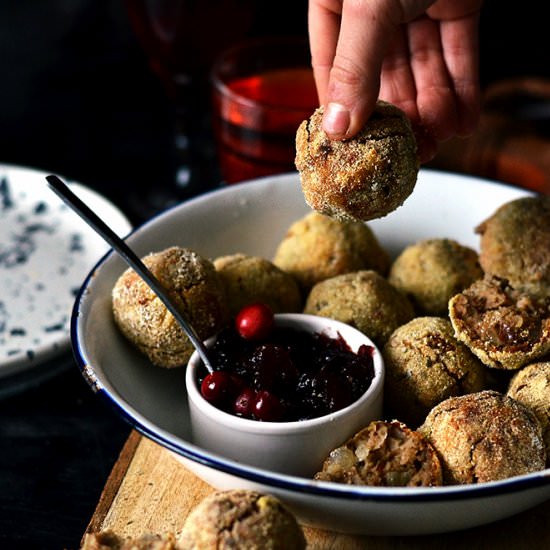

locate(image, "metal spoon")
[[46, 174, 215, 374]]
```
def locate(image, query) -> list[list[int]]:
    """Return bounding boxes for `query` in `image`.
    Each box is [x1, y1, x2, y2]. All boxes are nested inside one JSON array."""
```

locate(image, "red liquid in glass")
[[214, 66, 318, 184]]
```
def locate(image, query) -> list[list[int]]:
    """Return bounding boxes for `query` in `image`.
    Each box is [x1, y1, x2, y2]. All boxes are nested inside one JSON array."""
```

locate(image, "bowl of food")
[[186, 308, 384, 477], [73, 169, 550, 535]]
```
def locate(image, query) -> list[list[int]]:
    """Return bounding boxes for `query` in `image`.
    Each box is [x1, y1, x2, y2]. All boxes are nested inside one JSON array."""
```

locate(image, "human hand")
[[308, 0, 483, 162]]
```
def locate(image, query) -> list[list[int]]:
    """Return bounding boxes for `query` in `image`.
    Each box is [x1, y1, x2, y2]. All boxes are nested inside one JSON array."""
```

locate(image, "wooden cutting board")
[[84, 430, 550, 549]]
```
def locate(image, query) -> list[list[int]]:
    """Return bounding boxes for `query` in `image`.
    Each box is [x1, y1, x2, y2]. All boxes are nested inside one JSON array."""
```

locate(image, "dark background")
[[0, 1, 548, 548]]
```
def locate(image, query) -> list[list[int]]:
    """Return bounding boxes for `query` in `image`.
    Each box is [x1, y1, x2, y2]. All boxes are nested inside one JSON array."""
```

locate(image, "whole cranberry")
[[235, 303, 274, 341], [200, 371, 235, 405], [253, 390, 284, 421], [233, 387, 257, 418]]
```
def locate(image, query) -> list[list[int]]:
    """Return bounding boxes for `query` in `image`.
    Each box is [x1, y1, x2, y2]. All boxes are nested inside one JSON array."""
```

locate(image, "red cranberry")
[[233, 387, 257, 418], [235, 303, 274, 341], [200, 371, 235, 405], [253, 390, 283, 421]]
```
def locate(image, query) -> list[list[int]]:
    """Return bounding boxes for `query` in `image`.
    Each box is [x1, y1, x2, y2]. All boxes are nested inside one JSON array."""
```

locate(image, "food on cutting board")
[[449, 274, 550, 370], [295, 101, 419, 222], [112, 246, 228, 368], [314, 420, 443, 487], [382, 317, 487, 428], [419, 390, 546, 484], [272, 211, 391, 292], [303, 270, 414, 347], [178, 490, 306, 550], [388, 238, 483, 316]]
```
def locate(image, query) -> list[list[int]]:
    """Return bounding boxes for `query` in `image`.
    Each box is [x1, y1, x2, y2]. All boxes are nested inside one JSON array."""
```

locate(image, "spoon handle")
[[46, 175, 214, 373]]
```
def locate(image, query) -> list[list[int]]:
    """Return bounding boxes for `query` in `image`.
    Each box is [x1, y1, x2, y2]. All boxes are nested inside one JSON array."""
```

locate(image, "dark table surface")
[[1, 1, 549, 549]]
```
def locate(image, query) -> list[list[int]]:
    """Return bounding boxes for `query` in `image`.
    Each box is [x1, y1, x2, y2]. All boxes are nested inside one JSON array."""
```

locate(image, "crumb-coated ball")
[[112, 246, 228, 368], [177, 490, 306, 550], [507, 362, 550, 464], [273, 212, 391, 291], [388, 238, 483, 316], [449, 275, 550, 370], [383, 317, 487, 427], [420, 390, 546, 484], [213, 253, 302, 316], [304, 270, 414, 347], [476, 196, 550, 297], [314, 420, 443, 487], [295, 101, 419, 222]]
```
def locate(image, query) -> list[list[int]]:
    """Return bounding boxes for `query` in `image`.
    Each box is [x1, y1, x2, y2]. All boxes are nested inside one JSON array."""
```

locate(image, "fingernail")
[[323, 102, 350, 138]]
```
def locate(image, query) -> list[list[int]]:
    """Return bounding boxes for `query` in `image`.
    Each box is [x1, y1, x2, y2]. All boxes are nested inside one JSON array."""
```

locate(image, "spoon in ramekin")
[[46, 174, 215, 374]]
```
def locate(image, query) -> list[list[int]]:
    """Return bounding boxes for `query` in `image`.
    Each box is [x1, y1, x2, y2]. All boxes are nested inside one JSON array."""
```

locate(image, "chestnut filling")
[[453, 277, 550, 353], [198, 326, 375, 422]]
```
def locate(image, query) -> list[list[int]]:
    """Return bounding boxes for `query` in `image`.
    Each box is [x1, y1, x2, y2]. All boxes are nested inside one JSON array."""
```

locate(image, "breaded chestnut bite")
[[295, 101, 418, 221], [382, 317, 487, 427], [420, 391, 546, 484], [388, 238, 483, 316], [314, 420, 443, 487], [476, 195, 550, 297], [178, 490, 306, 550], [273, 212, 391, 292], [112, 246, 228, 368], [213, 253, 302, 316], [449, 275, 550, 370], [304, 270, 415, 347], [507, 362, 550, 464]]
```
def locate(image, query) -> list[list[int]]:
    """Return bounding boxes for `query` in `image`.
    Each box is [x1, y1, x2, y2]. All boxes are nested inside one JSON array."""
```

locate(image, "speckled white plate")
[[73, 169, 550, 535], [0, 164, 132, 382]]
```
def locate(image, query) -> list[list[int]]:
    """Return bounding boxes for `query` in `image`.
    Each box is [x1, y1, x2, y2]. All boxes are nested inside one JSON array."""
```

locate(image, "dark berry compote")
[[197, 303, 376, 422]]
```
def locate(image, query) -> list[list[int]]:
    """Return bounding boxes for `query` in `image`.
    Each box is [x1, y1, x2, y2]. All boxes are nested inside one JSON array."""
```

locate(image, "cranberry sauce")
[[197, 324, 376, 422]]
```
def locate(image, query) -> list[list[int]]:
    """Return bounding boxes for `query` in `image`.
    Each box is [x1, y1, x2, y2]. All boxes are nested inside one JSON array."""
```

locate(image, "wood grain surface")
[[84, 430, 550, 549]]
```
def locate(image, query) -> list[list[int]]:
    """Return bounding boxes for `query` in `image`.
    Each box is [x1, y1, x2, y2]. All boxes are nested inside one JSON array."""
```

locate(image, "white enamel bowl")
[[186, 313, 384, 478], [73, 169, 550, 535]]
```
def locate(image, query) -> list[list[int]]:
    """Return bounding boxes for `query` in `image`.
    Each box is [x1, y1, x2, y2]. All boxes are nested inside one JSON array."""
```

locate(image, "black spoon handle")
[[46, 174, 214, 373]]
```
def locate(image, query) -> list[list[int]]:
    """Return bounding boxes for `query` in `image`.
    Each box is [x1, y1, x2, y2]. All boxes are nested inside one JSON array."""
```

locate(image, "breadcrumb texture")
[[476, 195, 550, 297], [420, 390, 546, 484], [177, 490, 306, 550], [273, 211, 391, 291], [382, 317, 487, 427], [314, 420, 443, 487], [112, 246, 228, 368], [213, 253, 302, 316], [449, 275, 550, 370], [389, 238, 483, 315], [295, 101, 419, 222], [507, 361, 550, 465], [304, 270, 414, 347]]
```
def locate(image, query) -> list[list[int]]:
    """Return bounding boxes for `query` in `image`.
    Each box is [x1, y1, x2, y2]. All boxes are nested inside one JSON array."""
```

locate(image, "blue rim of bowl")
[[71, 176, 550, 505]]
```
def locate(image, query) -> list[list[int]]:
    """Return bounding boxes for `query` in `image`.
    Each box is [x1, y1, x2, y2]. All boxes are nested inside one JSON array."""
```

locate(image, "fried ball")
[[272, 212, 391, 291], [314, 420, 443, 487], [388, 238, 483, 315], [177, 490, 306, 550], [507, 362, 550, 464], [295, 101, 419, 222], [112, 246, 228, 368], [449, 275, 550, 370], [420, 390, 546, 484], [303, 270, 415, 347], [213, 253, 302, 316], [476, 195, 550, 296], [382, 317, 487, 427]]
